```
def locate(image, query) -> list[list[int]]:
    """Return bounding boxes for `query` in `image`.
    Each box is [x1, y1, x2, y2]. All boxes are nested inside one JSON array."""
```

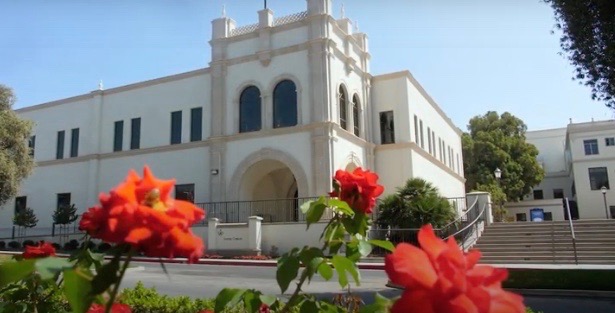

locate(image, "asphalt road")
[[123, 262, 615, 313]]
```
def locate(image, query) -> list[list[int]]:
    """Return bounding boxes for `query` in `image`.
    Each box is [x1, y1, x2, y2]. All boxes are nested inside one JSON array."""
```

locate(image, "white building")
[[514, 120, 615, 221], [1, 0, 465, 237]]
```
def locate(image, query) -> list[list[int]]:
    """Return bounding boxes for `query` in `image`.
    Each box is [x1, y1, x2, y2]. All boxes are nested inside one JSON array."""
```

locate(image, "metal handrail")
[[564, 197, 579, 264], [440, 196, 478, 230], [445, 202, 487, 241]]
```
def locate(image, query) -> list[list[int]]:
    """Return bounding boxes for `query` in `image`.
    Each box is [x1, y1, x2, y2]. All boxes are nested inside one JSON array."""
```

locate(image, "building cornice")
[[567, 120, 615, 135], [373, 71, 462, 136]]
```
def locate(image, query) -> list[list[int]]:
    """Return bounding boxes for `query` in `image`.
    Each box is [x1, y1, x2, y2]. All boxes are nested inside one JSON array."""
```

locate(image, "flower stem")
[[105, 247, 133, 313], [280, 269, 310, 313]]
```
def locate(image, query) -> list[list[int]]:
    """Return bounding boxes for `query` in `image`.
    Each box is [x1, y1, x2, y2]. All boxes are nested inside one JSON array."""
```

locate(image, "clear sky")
[[1, 0, 612, 131]]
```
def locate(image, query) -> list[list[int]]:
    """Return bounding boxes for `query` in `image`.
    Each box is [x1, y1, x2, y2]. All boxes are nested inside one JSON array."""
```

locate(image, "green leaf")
[[215, 288, 246, 313], [299, 247, 324, 266], [276, 254, 300, 293], [359, 293, 393, 313], [306, 202, 327, 227], [63, 268, 93, 313], [0, 259, 35, 286], [259, 294, 277, 306], [300, 200, 314, 214], [90, 257, 120, 294], [317, 261, 333, 281], [35, 257, 73, 280], [368, 239, 395, 252], [327, 199, 355, 216], [345, 240, 361, 262], [242, 290, 262, 313], [331, 255, 360, 288], [300, 299, 319, 313], [358, 239, 373, 257]]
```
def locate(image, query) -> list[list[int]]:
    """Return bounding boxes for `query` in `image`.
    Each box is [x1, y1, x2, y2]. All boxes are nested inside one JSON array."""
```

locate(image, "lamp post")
[[601, 186, 609, 219], [494, 168, 502, 222]]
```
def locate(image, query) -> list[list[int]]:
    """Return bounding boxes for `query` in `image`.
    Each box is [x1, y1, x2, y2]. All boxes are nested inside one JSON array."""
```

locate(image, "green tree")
[[377, 178, 456, 229], [52, 204, 78, 225], [463, 111, 544, 202], [0, 85, 34, 207], [544, 0, 615, 109], [13, 207, 38, 228]]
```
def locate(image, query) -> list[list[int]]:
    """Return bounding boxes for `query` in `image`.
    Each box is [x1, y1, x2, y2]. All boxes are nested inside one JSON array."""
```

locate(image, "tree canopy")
[[544, 0, 615, 109], [462, 111, 544, 202], [0, 85, 34, 207]]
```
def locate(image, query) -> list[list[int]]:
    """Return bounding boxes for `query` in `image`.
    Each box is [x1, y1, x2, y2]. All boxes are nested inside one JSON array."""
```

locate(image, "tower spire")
[[340, 3, 345, 18], [221, 4, 226, 17], [264, 0, 267, 9], [98, 80, 104, 91]]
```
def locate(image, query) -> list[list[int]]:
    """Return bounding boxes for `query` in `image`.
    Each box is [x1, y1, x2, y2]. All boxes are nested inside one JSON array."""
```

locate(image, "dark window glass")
[[352, 94, 360, 136], [427, 127, 432, 154], [57, 193, 71, 210], [606, 137, 615, 146], [438, 138, 442, 160], [431, 131, 436, 156], [70, 128, 79, 157], [28, 136, 35, 157], [131, 118, 141, 150], [610, 206, 615, 219], [114, 121, 123, 152], [413, 115, 419, 143], [544, 212, 553, 221], [175, 184, 195, 203], [190, 108, 203, 141], [380, 111, 395, 144], [553, 188, 564, 199], [239, 86, 262, 133], [14, 196, 26, 216], [273, 80, 297, 128], [584, 139, 599, 155], [339, 86, 347, 130], [589, 167, 609, 190], [56, 131, 65, 159], [171, 111, 182, 144], [419, 120, 424, 149], [533, 189, 544, 200], [516, 213, 527, 222]]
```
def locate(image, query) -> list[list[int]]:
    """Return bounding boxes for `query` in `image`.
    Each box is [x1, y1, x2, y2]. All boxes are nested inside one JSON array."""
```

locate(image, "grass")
[[0, 254, 13, 264], [504, 269, 615, 291]]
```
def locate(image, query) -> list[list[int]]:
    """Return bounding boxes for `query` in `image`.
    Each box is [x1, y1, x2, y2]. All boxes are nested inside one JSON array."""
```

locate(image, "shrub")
[[79, 241, 96, 250], [22, 240, 35, 247], [8, 241, 21, 249], [97, 242, 112, 253], [51, 243, 61, 250], [63, 240, 79, 251], [0, 241, 5, 249], [119, 282, 216, 313], [13, 207, 38, 228]]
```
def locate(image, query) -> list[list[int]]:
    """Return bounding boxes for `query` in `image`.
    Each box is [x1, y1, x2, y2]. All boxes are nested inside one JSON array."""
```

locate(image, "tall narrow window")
[[131, 118, 141, 150], [14, 196, 26, 216], [28, 136, 35, 157], [443, 141, 447, 164], [239, 86, 262, 133], [431, 131, 436, 156], [438, 138, 442, 161], [70, 128, 79, 157], [419, 120, 424, 149], [380, 111, 395, 144], [113, 121, 123, 152], [190, 108, 202, 141], [413, 115, 419, 143], [427, 127, 432, 154], [273, 80, 297, 128], [338, 86, 347, 130], [456, 153, 460, 174], [352, 94, 360, 136], [56, 131, 65, 159], [57, 193, 71, 210], [175, 184, 195, 203], [170, 111, 182, 144], [589, 167, 609, 190]]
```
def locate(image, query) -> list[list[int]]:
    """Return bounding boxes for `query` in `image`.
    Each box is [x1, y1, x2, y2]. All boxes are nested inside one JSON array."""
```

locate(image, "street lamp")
[[494, 168, 503, 222], [601, 186, 609, 219]]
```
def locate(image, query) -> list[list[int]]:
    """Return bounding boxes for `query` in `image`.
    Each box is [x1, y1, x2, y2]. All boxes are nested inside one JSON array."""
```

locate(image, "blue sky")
[[1, 0, 612, 131]]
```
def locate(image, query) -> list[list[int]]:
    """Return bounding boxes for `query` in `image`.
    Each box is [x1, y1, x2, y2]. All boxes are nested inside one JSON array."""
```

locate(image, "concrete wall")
[[261, 222, 327, 255], [505, 199, 565, 222]]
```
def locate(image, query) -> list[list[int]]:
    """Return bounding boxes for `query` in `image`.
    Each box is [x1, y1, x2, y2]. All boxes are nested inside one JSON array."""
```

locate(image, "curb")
[[506, 288, 615, 299]]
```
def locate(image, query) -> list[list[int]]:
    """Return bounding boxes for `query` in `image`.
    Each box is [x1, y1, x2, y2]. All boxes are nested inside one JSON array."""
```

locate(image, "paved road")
[[123, 262, 615, 313]]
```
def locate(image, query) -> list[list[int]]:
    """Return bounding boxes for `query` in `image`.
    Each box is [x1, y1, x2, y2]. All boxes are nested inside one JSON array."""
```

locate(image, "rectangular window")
[[413, 115, 419, 143], [533, 189, 544, 200], [606, 137, 615, 146], [379, 111, 395, 144], [443, 141, 447, 164], [610, 206, 615, 219], [516, 213, 527, 222], [431, 131, 436, 156], [438, 138, 442, 161], [114, 121, 123, 152], [457, 153, 461, 174], [28, 136, 35, 157], [130, 118, 141, 150], [584, 139, 599, 155], [419, 120, 424, 149], [589, 167, 610, 190], [544, 212, 553, 221], [427, 127, 432, 154], [57, 193, 71, 210], [70, 128, 79, 157], [175, 184, 195, 203], [171, 111, 182, 145], [14, 196, 27, 216], [190, 107, 202, 142], [553, 188, 564, 199], [56, 130, 65, 159]]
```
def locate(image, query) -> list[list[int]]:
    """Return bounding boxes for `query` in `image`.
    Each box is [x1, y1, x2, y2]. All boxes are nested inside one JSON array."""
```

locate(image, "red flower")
[[197, 310, 214, 313], [22, 241, 56, 259], [259, 303, 270, 313], [87, 303, 132, 313], [79, 166, 205, 263], [329, 167, 384, 214], [385, 225, 525, 313]]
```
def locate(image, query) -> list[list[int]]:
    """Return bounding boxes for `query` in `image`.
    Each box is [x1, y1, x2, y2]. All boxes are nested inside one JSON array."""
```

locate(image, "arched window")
[[352, 94, 360, 136], [273, 80, 297, 128], [239, 86, 261, 133], [339, 86, 347, 130]]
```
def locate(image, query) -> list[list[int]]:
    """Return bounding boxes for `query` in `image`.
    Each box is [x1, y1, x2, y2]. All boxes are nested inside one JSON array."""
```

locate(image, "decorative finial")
[[264, 0, 267, 9], [354, 20, 359, 32], [569, 118, 572, 124], [98, 80, 104, 91], [341, 3, 345, 18], [222, 4, 226, 18]]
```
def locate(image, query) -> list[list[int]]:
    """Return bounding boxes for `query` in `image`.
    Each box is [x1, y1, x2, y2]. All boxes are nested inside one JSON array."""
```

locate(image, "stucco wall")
[[505, 199, 565, 221], [261, 222, 327, 255]]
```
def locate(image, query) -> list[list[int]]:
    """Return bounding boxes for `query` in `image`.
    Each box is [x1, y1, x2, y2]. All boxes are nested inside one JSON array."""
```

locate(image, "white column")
[[248, 216, 263, 253], [208, 218, 220, 251], [466, 191, 493, 226]]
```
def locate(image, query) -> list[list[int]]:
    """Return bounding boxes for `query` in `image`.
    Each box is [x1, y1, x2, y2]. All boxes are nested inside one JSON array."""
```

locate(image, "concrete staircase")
[[474, 220, 615, 264]]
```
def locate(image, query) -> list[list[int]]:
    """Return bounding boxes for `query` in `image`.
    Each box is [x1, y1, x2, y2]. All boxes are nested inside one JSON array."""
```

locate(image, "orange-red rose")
[[329, 167, 384, 214], [79, 166, 205, 263], [87, 303, 132, 313], [22, 241, 56, 259], [385, 225, 525, 313]]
